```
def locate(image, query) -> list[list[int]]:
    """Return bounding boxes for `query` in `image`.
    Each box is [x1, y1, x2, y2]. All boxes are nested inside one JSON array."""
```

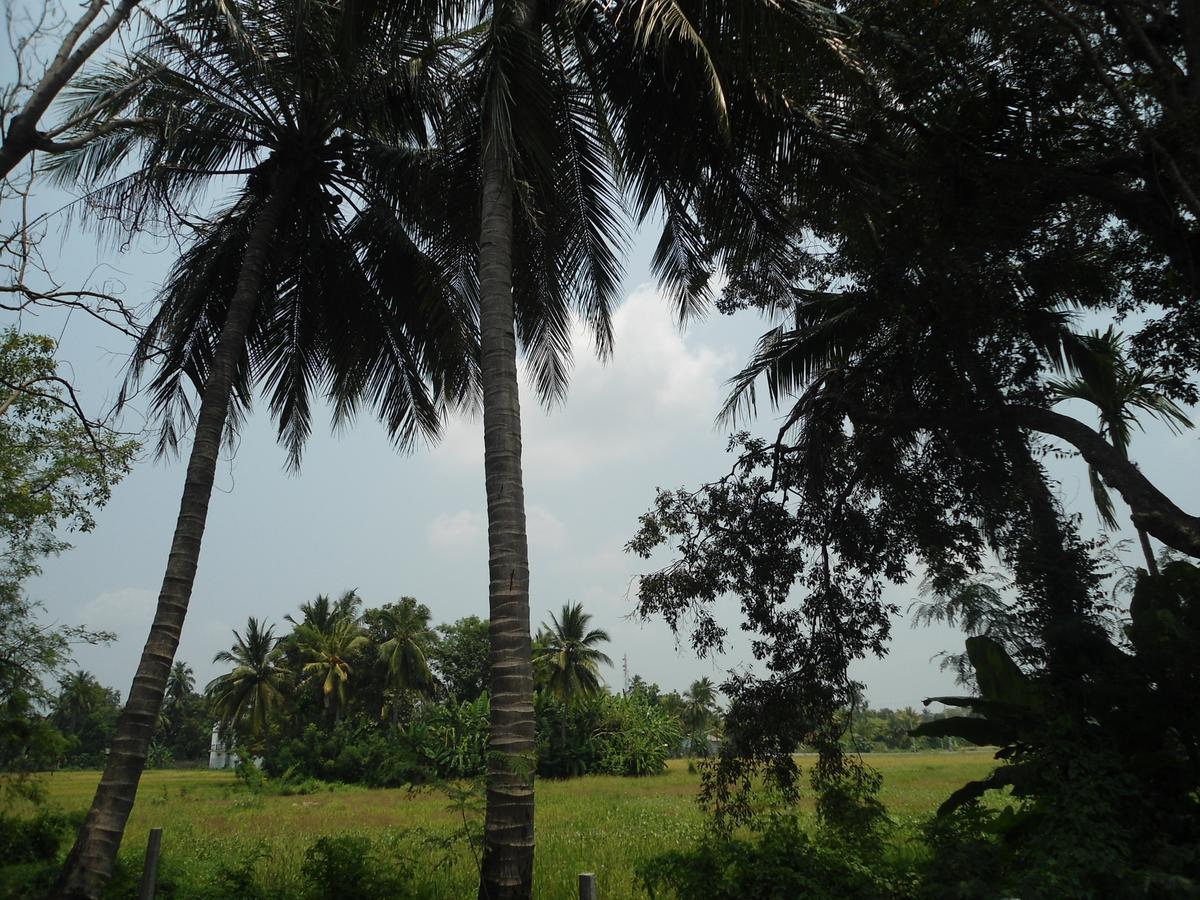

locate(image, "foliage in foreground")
[[640, 563, 1200, 899], [100, 829, 467, 900], [640, 812, 913, 900], [641, 762, 914, 900], [0, 800, 82, 900], [909, 561, 1200, 898]]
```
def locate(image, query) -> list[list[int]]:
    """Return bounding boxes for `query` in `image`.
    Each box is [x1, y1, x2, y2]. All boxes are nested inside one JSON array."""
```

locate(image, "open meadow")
[[11, 752, 998, 899]]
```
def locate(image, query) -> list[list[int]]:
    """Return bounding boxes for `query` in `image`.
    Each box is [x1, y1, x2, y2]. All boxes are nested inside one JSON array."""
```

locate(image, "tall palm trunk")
[[54, 174, 294, 900], [477, 7, 537, 894]]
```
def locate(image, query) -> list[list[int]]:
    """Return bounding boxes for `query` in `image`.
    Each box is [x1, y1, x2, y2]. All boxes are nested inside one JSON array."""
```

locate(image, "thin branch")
[[0, 373, 119, 458], [1, 0, 143, 179]]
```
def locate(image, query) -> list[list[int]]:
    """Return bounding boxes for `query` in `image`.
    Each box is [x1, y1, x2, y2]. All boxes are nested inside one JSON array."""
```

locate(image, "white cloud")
[[75, 587, 157, 632], [427, 509, 485, 551], [435, 284, 737, 481], [527, 504, 568, 552]]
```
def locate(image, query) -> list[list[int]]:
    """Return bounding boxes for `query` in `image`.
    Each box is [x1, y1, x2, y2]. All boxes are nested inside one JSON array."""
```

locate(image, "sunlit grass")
[[20, 751, 998, 898]]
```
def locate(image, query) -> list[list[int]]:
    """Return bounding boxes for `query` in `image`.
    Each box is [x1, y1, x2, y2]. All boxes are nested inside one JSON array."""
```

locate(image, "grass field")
[[14, 752, 998, 898]]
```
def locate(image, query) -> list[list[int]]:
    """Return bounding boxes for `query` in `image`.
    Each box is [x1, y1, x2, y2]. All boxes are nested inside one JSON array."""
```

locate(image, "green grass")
[[13, 752, 998, 898]]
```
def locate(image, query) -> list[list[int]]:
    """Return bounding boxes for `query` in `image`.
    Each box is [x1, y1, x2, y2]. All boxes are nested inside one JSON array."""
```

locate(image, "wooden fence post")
[[579, 872, 597, 900], [139, 827, 163, 900]]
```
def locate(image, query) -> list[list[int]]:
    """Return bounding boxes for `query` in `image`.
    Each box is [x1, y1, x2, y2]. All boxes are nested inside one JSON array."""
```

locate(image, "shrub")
[[639, 814, 903, 899], [264, 698, 490, 788], [264, 718, 391, 784], [595, 695, 680, 777], [0, 808, 78, 864], [0, 807, 81, 900], [536, 692, 681, 778], [147, 739, 175, 769], [535, 694, 602, 778], [300, 835, 411, 900]]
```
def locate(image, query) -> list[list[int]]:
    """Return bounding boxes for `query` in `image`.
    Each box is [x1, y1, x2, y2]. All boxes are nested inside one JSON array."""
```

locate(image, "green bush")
[[147, 740, 175, 769], [536, 693, 682, 778], [264, 697, 489, 788], [639, 814, 905, 899], [595, 695, 680, 776], [300, 835, 411, 900], [0, 808, 82, 900], [0, 808, 78, 864], [264, 718, 392, 784]]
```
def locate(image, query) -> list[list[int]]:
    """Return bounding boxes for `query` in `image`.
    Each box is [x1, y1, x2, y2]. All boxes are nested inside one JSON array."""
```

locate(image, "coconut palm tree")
[[534, 602, 612, 747], [534, 602, 612, 706], [49, 2, 475, 894], [166, 662, 195, 705], [453, 5, 816, 892], [683, 677, 718, 734], [1048, 328, 1193, 575], [298, 617, 370, 722], [205, 617, 286, 742], [372, 597, 436, 727], [286, 591, 363, 635], [51, 671, 113, 737]]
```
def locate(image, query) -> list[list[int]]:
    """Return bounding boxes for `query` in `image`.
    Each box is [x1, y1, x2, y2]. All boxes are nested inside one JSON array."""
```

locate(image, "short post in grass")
[[139, 827, 164, 900], [579, 872, 597, 900]]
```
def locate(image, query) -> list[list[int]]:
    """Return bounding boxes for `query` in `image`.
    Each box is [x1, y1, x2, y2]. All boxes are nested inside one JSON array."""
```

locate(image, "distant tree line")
[[195, 594, 717, 784], [840, 705, 957, 754]]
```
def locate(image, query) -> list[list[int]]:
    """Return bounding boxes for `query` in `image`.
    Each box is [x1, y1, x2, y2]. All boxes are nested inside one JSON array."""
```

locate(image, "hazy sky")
[[6, 176, 1198, 714]]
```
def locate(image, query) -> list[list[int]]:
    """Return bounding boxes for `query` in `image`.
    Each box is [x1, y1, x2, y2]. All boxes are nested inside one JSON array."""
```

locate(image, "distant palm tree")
[[534, 602, 613, 707], [683, 678, 718, 735], [287, 591, 362, 635], [1049, 327, 1193, 574], [627, 674, 647, 699], [205, 618, 286, 742], [299, 618, 370, 722], [52, 671, 111, 736], [534, 602, 612, 747], [166, 662, 195, 705], [373, 598, 436, 728]]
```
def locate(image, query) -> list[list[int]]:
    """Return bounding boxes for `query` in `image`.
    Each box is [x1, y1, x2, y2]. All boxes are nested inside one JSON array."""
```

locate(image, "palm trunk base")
[[478, 777, 535, 900]]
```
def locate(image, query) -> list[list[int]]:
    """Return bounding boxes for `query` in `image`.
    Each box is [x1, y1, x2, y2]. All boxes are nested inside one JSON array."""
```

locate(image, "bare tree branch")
[[0, 0, 142, 179]]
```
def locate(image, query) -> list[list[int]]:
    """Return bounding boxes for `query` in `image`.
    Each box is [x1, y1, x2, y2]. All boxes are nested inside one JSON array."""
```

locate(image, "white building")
[[208, 723, 240, 769]]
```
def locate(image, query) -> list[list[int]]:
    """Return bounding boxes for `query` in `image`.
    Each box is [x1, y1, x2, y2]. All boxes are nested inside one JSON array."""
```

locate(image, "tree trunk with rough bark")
[[1137, 528, 1160, 576], [476, 6, 537, 896], [1008, 404, 1200, 560], [53, 176, 293, 900]]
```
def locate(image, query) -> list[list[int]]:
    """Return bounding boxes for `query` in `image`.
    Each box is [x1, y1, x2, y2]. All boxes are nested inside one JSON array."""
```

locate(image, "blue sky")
[[8, 200, 1197, 714]]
